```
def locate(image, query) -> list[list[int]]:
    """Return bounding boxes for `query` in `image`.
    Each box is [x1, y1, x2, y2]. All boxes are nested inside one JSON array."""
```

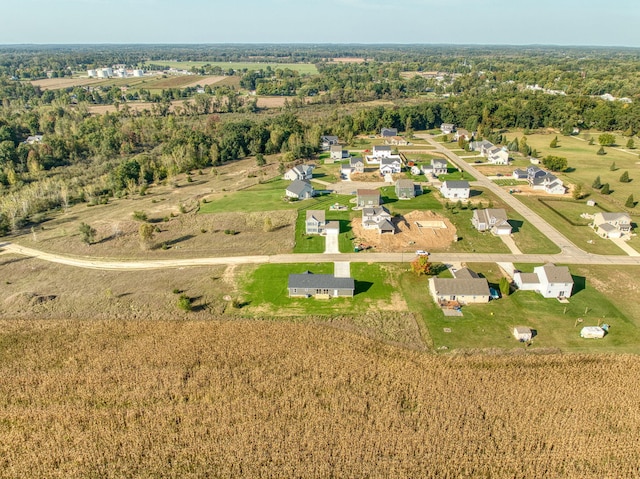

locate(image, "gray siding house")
[[356, 189, 381, 207], [288, 272, 355, 298], [305, 210, 326, 234], [395, 179, 416, 199], [286, 180, 315, 199]]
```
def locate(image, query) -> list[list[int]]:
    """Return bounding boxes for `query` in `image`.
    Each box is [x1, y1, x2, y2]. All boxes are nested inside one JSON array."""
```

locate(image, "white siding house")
[[440, 180, 470, 200]]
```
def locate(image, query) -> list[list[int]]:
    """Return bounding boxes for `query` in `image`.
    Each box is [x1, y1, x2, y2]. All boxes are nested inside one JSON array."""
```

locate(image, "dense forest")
[[0, 44, 639, 234]]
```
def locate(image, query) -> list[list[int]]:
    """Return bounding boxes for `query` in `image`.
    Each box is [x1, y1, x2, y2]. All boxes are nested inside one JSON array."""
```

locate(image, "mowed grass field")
[[504, 131, 640, 210], [31, 74, 228, 92], [143, 60, 319, 75]]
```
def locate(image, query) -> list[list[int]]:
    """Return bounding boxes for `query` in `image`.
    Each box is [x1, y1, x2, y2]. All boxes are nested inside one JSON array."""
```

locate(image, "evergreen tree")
[[625, 194, 635, 208], [597, 146, 606, 155], [592, 176, 602, 189], [549, 136, 558, 148], [619, 171, 630, 183], [572, 183, 584, 200], [626, 138, 635, 149], [610, 161, 616, 171], [601, 183, 611, 195], [499, 277, 511, 296]]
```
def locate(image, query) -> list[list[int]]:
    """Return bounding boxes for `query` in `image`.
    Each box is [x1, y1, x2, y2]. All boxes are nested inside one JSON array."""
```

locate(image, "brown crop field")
[[30, 77, 102, 90], [0, 319, 639, 478]]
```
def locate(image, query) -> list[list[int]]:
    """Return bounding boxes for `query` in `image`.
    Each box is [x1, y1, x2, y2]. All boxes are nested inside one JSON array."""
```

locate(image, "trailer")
[[580, 326, 606, 339]]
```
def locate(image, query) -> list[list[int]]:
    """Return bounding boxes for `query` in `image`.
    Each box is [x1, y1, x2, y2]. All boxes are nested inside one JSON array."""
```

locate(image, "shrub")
[[177, 294, 192, 311], [132, 211, 147, 221], [78, 222, 96, 245], [619, 171, 630, 183], [596, 146, 606, 156], [625, 194, 635, 208], [592, 176, 602, 189]]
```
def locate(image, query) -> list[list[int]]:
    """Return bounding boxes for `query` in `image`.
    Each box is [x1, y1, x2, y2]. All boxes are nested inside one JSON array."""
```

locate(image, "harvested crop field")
[[351, 210, 457, 252], [0, 319, 639, 478], [30, 77, 101, 90]]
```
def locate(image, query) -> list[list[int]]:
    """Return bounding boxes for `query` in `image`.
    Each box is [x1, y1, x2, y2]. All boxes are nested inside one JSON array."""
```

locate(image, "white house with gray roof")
[[286, 180, 315, 200], [372, 145, 393, 159], [422, 159, 448, 178], [472, 208, 512, 235], [305, 210, 326, 235], [513, 263, 574, 298], [362, 206, 394, 234], [350, 157, 365, 173], [288, 271, 355, 298], [380, 157, 402, 175], [284, 164, 314, 181], [487, 146, 510, 165], [329, 145, 349, 162], [591, 212, 632, 239], [440, 180, 470, 199]]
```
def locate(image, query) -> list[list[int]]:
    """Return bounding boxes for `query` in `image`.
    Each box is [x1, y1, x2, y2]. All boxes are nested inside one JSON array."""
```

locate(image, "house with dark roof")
[[321, 135, 339, 150], [305, 210, 326, 235], [372, 145, 393, 158], [284, 164, 314, 181], [513, 263, 574, 298], [362, 206, 394, 234], [380, 127, 398, 138], [356, 189, 381, 208], [428, 267, 490, 305], [395, 179, 416, 199], [288, 271, 355, 298], [350, 157, 365, 173], [472, 208, 512, 235], [591, 212, 632, 239], [380, 157, 402, 175], [524, 166, 566, 194], [440, 180, 470, 199], [286, 180, 315, 200]]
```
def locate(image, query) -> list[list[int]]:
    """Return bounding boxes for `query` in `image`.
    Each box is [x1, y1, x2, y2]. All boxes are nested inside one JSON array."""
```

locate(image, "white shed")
[[580, 326, 605, 339], [513, 326, 532, 342]]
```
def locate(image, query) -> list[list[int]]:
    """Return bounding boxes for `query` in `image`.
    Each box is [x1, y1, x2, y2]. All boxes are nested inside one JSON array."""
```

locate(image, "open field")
[[504, 131, 640, 210], [1, 319, 640, 477], [143, 60, 319, 75], [31, 74, 227, 92], [515, 195, 628, 255]]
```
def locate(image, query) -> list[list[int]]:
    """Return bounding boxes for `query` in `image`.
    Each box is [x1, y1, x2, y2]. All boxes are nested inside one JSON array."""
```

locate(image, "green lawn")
[[439, 170, 476, 181], [199, 179, 296, 213], [516, 195, 627, 255], [143, 61, 318, 75], [504, 132, 640, 211], [493, 179, 528, 187], [403, 153, 446, 162], [240, 262, 394, 316], [294, 199, 356, 254], [401, 263, 640, 353], [379, 186, 443, 214]]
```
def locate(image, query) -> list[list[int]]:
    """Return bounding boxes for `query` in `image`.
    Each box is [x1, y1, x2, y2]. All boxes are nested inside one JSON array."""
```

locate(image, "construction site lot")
[[351, 210, 457, 253]]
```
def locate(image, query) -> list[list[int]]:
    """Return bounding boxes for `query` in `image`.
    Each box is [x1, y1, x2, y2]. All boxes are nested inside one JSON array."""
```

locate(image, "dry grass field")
[[0, 319, 639, 478]]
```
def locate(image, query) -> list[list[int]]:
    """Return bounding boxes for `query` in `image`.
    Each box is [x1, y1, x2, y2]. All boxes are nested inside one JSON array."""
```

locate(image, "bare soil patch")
[[30, 77, 100, 90], [329, 57, 368, 63], [351, 210, 457, 253]]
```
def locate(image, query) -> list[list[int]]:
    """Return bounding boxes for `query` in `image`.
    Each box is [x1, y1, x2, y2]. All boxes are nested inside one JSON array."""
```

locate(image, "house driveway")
[[499, 235, 522, 254], [333, 261, 351, 278], [325, 230, 340, 254], [610, 238, 640, 256]]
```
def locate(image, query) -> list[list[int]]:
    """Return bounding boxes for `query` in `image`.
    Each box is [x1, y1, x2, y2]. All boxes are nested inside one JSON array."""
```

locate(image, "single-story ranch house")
[[288, 271, 355, 298], [428, 267, 491, 305]]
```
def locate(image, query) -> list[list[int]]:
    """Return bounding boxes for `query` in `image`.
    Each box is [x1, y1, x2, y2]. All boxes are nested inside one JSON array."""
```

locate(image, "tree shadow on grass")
[[469, 189, 483, 198], [572, 275, 586, 295], [509, 219, 524, 233], [381, 196, 398, 205], [355, 281, 373, 295], [158, 234, 195, 248]]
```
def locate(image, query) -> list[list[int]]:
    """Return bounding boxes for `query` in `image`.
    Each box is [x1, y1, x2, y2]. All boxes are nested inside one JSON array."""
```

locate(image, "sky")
[[1, 0, 639, 47]]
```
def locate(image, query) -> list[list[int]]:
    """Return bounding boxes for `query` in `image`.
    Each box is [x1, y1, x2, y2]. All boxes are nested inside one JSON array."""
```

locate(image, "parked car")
[[415, 250, 429, 256], [489, 287, 500, 300]]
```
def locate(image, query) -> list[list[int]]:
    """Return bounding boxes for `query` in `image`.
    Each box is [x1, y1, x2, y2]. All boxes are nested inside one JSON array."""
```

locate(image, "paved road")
[[2, 242, 640, 272], [415, 134, 586, 258]]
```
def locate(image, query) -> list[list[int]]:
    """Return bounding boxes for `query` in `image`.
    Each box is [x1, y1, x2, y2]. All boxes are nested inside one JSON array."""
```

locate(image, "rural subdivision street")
[[1, 137, 639, 271], [2, 242, 640, 272]]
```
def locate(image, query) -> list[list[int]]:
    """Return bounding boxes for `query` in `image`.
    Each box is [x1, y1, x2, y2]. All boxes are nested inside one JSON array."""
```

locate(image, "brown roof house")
[[356, 189, 381, 208]]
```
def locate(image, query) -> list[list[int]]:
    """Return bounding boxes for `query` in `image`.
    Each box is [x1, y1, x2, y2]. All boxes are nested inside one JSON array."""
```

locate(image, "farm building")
[[288, 272, 355, 298], [513, 326, 533, 342]]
